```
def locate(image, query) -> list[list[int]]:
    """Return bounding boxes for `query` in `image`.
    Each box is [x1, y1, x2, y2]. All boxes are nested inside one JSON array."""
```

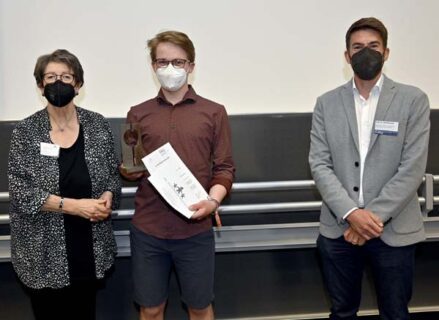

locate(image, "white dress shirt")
[[344, 74, 384, 219]]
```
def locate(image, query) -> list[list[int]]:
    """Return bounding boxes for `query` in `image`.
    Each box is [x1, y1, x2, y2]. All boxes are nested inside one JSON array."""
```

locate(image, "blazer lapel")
[[368, 76, 396, 151], [341, 81, 359, 153]]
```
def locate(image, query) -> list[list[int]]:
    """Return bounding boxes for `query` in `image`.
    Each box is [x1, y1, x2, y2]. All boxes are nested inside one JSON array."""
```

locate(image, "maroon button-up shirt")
[[127, 86, 235, 239]]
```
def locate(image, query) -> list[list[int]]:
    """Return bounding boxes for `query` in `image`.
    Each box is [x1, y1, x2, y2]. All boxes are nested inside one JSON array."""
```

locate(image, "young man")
[[121, 31, 235, 320], [309, 17, 430, 319]]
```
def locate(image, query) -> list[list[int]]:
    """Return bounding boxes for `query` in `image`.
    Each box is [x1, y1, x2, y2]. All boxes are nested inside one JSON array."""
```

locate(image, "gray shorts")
[[130, 225, 215, 309]]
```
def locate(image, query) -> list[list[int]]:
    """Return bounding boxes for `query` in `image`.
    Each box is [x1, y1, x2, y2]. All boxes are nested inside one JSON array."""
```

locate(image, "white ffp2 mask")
[[156, 64, 187, 91]]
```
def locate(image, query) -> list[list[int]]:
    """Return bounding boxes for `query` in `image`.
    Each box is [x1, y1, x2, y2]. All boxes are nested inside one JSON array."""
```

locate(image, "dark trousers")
[[317, 234, 416, 320], [26, 280, 97, 320]]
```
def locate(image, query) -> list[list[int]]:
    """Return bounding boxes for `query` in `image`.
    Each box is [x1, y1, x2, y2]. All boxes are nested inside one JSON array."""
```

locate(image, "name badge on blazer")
[[374, 120, 399, 136], [40, 142, 60, 158]]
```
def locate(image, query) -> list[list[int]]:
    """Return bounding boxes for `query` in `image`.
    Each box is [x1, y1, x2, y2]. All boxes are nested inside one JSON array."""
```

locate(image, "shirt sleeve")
[[343, 207, 359, 220], [210, 105, 235, 194]]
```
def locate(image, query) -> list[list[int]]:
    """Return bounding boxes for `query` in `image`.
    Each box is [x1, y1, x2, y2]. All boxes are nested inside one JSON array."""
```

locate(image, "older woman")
[[7, 49, 121, 320]]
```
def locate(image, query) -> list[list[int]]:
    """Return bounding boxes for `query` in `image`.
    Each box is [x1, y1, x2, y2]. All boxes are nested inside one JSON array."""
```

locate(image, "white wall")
[[1, 0, 438, 120]]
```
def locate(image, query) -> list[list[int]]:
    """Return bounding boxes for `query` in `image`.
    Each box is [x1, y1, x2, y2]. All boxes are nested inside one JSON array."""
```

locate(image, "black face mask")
[[43, 81, 76, 107], [350, 47, 384, 81]]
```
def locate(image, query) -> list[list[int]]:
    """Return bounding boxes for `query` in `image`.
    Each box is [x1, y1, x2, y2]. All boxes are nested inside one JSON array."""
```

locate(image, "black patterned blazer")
[[8, 106, 121, 289]]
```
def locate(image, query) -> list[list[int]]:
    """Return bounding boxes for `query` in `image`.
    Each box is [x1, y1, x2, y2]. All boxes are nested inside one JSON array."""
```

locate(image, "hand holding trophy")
[[120, 123, 146, 180]]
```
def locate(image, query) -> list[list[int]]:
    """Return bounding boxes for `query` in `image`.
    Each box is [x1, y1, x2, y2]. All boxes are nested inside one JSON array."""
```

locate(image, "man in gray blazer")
[[309, 17, 430, 319]]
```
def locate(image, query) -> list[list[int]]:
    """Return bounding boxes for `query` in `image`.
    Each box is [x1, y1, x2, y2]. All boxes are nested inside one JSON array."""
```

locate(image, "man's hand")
[[189, 200, 218, 220], [344, 227, 366, 246], [346, 209, 383, 240], [119, 164, 146, 181]]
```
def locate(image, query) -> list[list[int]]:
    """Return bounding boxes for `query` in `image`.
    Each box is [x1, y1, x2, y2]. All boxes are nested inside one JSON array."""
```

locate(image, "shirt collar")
[[352, 74, 384, 96], [156, 85, 197, 106]]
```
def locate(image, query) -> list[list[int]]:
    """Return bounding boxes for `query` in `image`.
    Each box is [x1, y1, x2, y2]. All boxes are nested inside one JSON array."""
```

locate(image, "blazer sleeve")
[[309, 97, 357, 222], [366, 91, 430, 222], [101, 118, 122, 210], [8, 125, 50, 216]]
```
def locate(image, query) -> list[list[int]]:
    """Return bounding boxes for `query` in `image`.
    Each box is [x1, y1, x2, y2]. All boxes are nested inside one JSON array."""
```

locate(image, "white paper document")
[[142, 143, 208, 218]]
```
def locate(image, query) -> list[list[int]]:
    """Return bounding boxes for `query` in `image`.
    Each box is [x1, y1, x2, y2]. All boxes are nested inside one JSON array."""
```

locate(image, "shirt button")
[[354, 162, 359, 167], [170, 124, 176, 129], [353, 186, 359, 192]]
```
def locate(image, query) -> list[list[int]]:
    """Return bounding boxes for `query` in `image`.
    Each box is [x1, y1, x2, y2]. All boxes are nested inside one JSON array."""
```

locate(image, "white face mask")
[[156, 64, 188, 92]]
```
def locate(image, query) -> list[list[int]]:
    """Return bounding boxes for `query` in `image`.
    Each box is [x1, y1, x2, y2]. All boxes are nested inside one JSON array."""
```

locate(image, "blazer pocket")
[[390, 202, 424, 234], [320, 206, 337, 226]]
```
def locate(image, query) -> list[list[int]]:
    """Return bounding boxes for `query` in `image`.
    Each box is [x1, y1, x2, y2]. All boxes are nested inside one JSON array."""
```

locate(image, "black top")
[[58, 126, 95, 282]]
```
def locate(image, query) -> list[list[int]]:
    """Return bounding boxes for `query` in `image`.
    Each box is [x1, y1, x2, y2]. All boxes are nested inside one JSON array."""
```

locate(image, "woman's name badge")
[[374, 120, 399, 136], [40, 142, 60, 158]]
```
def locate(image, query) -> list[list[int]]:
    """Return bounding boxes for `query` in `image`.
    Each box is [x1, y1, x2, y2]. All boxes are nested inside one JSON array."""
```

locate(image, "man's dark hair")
[[346, 17, 388, 49]]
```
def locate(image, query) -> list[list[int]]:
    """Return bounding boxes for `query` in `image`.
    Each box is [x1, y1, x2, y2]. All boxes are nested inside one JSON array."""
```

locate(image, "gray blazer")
[[309, 75, 430, 247]]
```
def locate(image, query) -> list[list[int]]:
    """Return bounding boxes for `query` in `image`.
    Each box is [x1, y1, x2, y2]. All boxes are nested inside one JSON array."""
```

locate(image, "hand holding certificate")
[[142, 143, 209, 218]]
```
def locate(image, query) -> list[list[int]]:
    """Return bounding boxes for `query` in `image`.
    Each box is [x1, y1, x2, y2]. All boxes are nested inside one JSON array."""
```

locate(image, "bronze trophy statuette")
[[121, 123, 146, 173]]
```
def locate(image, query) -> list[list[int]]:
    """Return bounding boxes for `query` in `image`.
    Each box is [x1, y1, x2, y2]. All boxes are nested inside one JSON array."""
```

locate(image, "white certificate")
[[142, 143, 208, 218]]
